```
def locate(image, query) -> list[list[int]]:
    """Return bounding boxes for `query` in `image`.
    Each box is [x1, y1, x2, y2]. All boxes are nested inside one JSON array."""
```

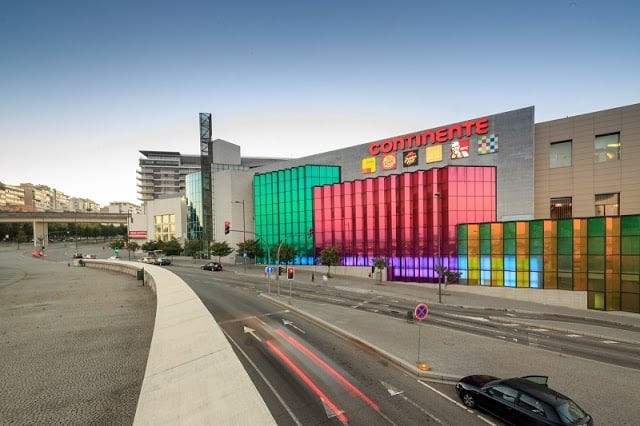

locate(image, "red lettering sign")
[[368, 117, 490, 156]]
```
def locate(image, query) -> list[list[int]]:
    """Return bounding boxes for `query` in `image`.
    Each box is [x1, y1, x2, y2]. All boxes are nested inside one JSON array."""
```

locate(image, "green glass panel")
[[480, 223, 491, 240], [558, 255, 573, 271], [558, 237, 573, 255], [588, 255, 605, 272], [621, 236, 640, 255], [504, 239, 516, 255], [558, 219, 573, 238], [504, 222, 516, 239], [530, 238, 543, 255], [458, 224, 468, 239], [480, 238, 491, 254], [621, 255, 640, 274], [588, 217, 605, 237], [588, 237, 605, 255], [530, 220, 543, 238], [621, 215, 640, 236]]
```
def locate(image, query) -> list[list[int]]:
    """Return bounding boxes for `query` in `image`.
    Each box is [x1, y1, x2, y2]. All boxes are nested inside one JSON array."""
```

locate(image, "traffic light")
[[287, 267, 295, 280], [278, 266, 284, 276], [224, 221, 231, 235]]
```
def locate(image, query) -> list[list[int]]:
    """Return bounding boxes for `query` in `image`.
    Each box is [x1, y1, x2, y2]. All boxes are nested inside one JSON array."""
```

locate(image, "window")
[[595, 193, 619, 216], [518, 393, 546, 416], [550, 197, 572, 219], [550, 140, 572, 168], [487, 384, 519, 403], [594, 132, 620, 163]]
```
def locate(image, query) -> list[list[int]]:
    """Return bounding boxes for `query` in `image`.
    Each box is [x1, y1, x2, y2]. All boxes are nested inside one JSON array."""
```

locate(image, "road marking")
[[222, 329, 302, 426], [417, 381, 499, 425], [602, 340, 619, 344], [567, 334, 582, 338]]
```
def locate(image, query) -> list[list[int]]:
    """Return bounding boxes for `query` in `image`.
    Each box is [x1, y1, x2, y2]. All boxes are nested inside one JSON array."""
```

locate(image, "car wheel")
[[461, 391, 476, 408]]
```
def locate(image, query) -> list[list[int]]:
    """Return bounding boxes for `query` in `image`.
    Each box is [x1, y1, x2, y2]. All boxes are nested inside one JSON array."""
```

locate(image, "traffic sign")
[[265, 266, 274, 274], [414, 303, 429, 321]]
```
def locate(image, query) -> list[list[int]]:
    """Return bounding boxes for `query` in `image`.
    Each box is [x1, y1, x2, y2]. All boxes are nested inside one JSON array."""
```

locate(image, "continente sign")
[[368, 117, 489, 156]]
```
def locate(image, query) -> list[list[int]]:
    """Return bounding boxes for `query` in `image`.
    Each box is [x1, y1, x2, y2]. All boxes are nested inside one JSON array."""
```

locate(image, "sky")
[[1, 0, 639, 206]]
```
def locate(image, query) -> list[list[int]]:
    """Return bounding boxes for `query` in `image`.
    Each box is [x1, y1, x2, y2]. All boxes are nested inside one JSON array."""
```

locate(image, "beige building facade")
[[535, 103, 640, 219]]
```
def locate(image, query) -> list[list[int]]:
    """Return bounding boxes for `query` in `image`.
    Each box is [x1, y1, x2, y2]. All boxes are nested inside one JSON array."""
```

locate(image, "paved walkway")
[[0, 245, 155, 425]]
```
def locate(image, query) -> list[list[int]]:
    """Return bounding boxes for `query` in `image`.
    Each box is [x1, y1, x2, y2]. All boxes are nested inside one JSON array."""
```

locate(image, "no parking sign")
[[414, 303, 429, 321]]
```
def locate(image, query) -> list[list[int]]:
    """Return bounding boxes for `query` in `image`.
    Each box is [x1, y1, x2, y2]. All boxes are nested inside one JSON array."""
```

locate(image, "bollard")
[[406, 310, 414, 323]]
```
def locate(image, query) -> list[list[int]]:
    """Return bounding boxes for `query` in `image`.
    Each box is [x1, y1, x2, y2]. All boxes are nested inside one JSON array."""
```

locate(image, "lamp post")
[[74, 210, 78, 251], [234, 200, 246, 272], [434, 191, 442, 303]]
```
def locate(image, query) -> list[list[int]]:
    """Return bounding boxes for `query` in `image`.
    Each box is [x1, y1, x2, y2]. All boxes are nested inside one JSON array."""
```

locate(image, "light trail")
[[266, 340, 348, 424], [275, 328, 380, 412]]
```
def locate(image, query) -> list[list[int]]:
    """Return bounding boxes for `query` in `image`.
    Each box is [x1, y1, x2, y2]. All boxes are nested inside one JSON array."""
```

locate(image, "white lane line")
[[602, 340, 620, 344], [222, 329, 302, 426], [567, 334, 582, 338]]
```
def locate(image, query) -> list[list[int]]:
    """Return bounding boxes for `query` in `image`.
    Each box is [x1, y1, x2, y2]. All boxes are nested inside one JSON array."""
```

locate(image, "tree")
[[319, 246, 340, 278], [210, 241, 233, 263], [127, 241, 140, 257], [373, 257, 387, 284], [435, 265, 461, 288], [17, 229, 27, 249], [163, 238, 183, 256], [236, 239, 264, 260], [184, 239, 204, 258], [278, 243, 296, 266]]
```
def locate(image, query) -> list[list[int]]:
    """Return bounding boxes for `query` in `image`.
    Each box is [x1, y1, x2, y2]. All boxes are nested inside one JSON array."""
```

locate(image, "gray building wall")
[[254, 106, 536, 221]]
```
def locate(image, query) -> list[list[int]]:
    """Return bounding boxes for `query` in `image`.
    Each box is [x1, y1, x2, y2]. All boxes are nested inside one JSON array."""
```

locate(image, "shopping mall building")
[[140, 103, 640, 312]]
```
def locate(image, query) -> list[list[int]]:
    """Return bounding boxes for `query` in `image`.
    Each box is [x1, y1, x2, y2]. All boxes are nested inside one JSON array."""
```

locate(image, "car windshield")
[[556, 400, 588, 424]]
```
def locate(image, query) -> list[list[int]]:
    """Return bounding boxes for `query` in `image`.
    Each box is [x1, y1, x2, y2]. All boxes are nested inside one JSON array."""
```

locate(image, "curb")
[[261, 293, 460, 384]]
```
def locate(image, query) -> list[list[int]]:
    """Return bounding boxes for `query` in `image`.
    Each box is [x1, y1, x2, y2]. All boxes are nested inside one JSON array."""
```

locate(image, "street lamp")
[[434, 191, 442, 303], [234, 200, 246, 272]]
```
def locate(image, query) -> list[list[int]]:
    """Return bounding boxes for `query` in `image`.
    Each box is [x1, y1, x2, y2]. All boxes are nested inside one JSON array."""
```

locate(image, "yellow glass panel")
[[606, 273, 620, 291], [516, 222, 529, 239], [606, 217, 620, 236], [491, 223, 502, 239], [544, 220, 556, 236], [574, 273, 587, 291], [493, 270, 504, 286], [491, 238, 503, 254], [516, 271, 529, 287], [517, 238, 528, 255], [605, 236, 620, 255], [544, 271, 558, 289]]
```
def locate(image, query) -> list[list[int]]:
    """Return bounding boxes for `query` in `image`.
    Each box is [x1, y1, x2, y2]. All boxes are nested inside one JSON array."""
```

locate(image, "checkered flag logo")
[[478, 134, 498, 154]]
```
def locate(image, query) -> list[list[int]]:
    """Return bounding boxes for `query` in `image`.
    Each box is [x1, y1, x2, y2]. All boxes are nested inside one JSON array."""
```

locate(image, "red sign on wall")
[[129, 230, 147, 239]]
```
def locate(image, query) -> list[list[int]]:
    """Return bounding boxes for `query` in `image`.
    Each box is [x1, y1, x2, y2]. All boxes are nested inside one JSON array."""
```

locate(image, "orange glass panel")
[[516, 222, 529, 239], [573, 273, 587, 291], [544, 271, 558, 289]]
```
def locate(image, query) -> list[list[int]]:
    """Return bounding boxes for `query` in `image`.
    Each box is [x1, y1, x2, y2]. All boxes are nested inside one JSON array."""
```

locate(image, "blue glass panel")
[[504, 270, 516, 287], [504, 255, 516, 271]]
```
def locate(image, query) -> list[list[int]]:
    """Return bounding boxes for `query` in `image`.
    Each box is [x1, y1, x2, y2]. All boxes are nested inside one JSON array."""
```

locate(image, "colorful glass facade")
[[254, 165, 340, 265], [457, 215, 640, 312], [313, 166, 496, 282]]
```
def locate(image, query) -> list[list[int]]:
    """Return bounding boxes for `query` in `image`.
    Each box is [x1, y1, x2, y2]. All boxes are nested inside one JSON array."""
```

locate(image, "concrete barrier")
[[86, 260, 275, 426]]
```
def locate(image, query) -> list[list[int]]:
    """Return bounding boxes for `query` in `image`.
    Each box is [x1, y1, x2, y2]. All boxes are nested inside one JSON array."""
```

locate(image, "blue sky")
[[1, 0, 638, 205]]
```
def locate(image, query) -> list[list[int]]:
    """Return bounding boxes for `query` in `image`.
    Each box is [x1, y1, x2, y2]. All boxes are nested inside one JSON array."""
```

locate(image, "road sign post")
[[414, 303, 430, 371]]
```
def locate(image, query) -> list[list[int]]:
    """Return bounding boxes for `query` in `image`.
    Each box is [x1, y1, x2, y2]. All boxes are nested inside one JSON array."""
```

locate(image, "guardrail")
[[84, 260, 275, 425]]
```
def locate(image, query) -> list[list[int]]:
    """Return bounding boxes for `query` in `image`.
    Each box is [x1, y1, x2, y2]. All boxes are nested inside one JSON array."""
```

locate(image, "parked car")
[[456, 375, 593, 425], [139, 257, 155, 264], [84, 254, 97, 259], [201, 261, 223, 271], [153, 257, 171, 266]]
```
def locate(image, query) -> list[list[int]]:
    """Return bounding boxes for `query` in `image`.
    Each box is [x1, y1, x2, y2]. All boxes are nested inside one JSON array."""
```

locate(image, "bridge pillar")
[[33, 221, 49, 248]]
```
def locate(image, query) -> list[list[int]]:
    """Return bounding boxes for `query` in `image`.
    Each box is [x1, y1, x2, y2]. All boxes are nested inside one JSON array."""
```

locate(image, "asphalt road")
[[176, 267, 497, 425]]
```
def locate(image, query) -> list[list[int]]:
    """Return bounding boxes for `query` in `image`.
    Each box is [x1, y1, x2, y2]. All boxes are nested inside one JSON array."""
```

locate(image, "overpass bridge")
[[0, 211, 129, 247]]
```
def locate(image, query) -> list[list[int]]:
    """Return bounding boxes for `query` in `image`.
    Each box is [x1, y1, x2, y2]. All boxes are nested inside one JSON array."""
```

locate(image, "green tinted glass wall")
[[254, 165, 340, 265]]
